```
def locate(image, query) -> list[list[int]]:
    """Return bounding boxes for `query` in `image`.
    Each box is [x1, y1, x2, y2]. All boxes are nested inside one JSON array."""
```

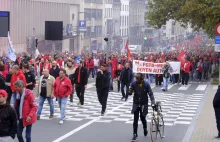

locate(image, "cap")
[[0, 90, 7, 97]]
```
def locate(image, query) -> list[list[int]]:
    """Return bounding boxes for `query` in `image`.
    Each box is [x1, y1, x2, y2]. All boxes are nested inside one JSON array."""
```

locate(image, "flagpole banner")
[[132, 60, 180, 74]]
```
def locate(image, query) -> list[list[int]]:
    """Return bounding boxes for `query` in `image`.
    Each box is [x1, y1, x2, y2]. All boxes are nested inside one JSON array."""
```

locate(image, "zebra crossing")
[[38, 84, 206, 126], [149, 83, 208, 91]]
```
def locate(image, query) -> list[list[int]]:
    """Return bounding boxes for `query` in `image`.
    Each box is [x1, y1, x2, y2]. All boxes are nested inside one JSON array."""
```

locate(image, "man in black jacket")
[[50, 61, 60, 79], [213, 85, 220, 139], [128, 73, 155, 141], [74, 61, 88, 107], [0, 90, 17, 141], [96, 64, 110, 116]]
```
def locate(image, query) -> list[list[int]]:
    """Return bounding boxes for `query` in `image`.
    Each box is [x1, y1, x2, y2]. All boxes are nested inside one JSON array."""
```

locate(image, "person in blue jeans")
[[120, 63, 134, 101], [36, 69, 55, 120], [161, 62, 173, 91]]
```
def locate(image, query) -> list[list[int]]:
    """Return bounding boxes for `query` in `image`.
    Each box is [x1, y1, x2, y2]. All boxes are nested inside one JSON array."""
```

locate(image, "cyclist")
[[128, 73, 155, 141]]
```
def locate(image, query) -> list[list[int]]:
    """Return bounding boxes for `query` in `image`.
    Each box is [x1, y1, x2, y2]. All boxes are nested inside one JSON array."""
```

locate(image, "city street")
[[15, 79, 210, 142]]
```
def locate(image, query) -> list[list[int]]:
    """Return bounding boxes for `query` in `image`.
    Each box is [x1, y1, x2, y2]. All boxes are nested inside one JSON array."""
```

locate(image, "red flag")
[[125, 40, 131, 58], [178, 50, 186, 64]]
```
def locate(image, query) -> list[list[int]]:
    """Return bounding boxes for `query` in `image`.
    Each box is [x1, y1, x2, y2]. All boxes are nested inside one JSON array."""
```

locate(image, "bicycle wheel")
[[150, 118, 158, 142], [158, 114, 165, 138]]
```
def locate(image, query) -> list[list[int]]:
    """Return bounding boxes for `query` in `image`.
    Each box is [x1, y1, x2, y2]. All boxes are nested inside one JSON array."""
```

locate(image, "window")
[[84, 9, 91, 20], [85, 27, 91, 38], [91, 9, 96, 19], [96, 9, 102, 19]]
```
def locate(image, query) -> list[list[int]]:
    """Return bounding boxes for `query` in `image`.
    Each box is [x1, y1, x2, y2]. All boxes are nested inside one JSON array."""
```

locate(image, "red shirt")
[[10, 71, 26, 92], [184, 62, 191, 73]]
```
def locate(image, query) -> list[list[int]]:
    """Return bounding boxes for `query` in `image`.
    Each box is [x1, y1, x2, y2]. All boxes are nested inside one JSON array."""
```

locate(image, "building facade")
[[129, 0, 145, 46], [84, 0, 104, 53], [120, 0, 129, 49], [0, 0, 84, 54], [112, 0, 121, 51]]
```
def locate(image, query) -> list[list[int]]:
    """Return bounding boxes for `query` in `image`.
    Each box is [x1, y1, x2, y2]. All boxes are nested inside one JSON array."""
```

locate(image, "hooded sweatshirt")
[[0, 104, 17, 139]]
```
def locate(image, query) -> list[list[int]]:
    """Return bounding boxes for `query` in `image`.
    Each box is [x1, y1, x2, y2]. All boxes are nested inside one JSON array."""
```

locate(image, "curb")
[[182, 81, 212, 142]]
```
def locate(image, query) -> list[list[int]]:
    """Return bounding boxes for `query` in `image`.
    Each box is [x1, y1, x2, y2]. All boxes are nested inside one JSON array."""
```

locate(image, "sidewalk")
[[190, 85, 219, 142]]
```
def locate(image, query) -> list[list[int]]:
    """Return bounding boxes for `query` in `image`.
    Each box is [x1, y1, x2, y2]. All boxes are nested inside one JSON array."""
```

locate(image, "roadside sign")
[[215, 36, 220, 44], [78, 20, 86, 31], [215, 44, 220, 52], [216, 24, 220, 36]]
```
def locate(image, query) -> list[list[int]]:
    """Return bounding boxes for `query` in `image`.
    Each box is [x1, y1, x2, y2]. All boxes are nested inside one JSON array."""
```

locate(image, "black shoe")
[[162, 89, 165, 92], [101, 111, 105, 116], [215, 135, 220, 139], [131, 134, 138, 142], [121, 97, 125, 101], [125, 97, 128, 101], [144, 128, 148, 136]]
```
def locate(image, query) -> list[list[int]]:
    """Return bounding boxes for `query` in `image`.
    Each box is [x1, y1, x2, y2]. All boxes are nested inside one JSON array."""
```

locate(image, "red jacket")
[[11, 71, 26, 92], [88, 60, 94, 69], [184, 62, 191, 73], [53, 76, 72, 98], [15, 89, 38, 127]]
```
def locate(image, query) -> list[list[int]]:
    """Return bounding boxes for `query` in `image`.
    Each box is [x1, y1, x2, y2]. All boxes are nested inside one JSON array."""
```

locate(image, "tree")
[[147, 0, 220, 38]]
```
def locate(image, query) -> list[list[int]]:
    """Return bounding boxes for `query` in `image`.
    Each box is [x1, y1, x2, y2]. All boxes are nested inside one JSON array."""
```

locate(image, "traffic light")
[[35, 39, 38, 47], [104, 37, 108, 42]]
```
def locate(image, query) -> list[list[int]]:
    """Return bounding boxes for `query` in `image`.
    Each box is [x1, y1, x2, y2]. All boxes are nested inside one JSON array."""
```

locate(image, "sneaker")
[[162, 88, 165, 92], [144, 128, 148, 136], [37, 116, 40, 120], [70, 102, 73, 106], [77, 101, 81, 105], [49, 115, 54, 119], [131, 134, 138, 142], [59, 120, 64, 124]]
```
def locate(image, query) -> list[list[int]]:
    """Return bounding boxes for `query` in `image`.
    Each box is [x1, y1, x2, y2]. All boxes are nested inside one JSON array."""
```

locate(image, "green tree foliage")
[[147, 0, 220, 38]]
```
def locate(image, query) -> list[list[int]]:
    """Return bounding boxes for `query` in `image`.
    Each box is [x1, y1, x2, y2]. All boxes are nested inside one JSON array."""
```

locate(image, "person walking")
[[53, 68, 72, 124], [5, 67, 13, 104], [96, 64, 110, 116], [23, 64, 36, 90], [74, 61, 88, 107], [14, 80, 38, 142], [115, 63, 123, 92], [161, 62, 173, 92], [120, 62, 134, 101], [36, 69, 55, 120], [88, 57, 95, 79], [49, 61, 60, 79], [128, 73, 155, 141], [11, 65, 26, 104], [213, 85, 220, 139], [0, 90, 17, 142], [65, 59, 76, 106], [182, 58, 191, 86]]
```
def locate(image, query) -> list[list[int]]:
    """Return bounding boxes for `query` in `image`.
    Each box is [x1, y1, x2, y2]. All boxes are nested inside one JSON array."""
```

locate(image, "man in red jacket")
[[182, 58, 191, 86], [53, 68, 72, 124], [14, 80, 37, 142], [11, 65, 26, 104]]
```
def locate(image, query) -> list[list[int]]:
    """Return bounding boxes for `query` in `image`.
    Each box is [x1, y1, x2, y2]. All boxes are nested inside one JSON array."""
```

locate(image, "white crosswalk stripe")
[[178, 84, 191, 90], [38, 89, 204, 126], [196, 85, 207, 91]]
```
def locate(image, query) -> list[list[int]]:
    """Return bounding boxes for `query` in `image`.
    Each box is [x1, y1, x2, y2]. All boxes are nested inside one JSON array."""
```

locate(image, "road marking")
[[87, 82, 96, 89], [195, 85, 207, 91], [52, 96, 133, 142], [178, 84, 191, 90]]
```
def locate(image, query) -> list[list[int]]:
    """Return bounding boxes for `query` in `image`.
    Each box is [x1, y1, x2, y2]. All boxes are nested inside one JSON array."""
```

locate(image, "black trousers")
[[133, 107, 147, 135], [75, 84, 85, 105], [117, 81, 120, 92], [215, 109, 220, 136], [97, 88, 109, 112], [182, 72, 189, 85]]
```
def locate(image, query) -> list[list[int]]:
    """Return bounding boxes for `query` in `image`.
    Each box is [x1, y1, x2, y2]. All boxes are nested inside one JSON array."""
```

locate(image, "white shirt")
[[94, 59, 99, 66]]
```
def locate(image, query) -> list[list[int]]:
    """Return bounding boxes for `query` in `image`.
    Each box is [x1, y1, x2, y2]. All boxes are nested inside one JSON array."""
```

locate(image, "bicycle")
[[150, 101, 165, 142]]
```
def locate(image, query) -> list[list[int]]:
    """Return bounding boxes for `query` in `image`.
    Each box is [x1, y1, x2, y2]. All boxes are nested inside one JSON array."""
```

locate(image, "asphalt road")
[[14, 78, 210, 142]]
